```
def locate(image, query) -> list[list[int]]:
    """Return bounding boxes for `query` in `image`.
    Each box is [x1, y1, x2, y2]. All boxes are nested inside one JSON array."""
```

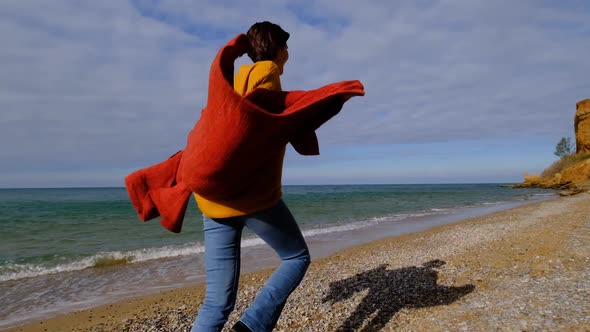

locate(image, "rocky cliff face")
[[515, 159, 590, 194], [514, 99, 590, 195], [575, 99, 590, 154], [513, 159, 590, 195]]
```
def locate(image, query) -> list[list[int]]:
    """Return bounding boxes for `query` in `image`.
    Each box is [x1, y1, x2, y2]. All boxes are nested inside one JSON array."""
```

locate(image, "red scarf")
[[125, 34, 364, 232]]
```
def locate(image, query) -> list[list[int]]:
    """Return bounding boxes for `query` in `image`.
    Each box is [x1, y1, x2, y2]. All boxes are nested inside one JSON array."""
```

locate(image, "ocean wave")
[[0, 209, 457, 282], [0, 244, 205, 282], [530, 192, 557, 197], [300, 210, 456, 237], [430, 208, 451, 212], [479, 201, 500, 205], [387, 210, 454, 220], [302, 220, 381, 237]]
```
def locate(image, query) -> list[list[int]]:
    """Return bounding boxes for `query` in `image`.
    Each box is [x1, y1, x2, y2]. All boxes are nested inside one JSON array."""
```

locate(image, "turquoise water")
[[0, 184, 554, 328]]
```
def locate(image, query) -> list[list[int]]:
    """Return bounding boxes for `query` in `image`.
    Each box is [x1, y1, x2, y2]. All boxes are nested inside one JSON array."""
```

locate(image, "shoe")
[[231, 321, 252, 332]]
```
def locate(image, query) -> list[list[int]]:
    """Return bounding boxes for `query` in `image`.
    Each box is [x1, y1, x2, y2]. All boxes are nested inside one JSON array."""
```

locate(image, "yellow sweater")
[[194, 61, 284, 218]]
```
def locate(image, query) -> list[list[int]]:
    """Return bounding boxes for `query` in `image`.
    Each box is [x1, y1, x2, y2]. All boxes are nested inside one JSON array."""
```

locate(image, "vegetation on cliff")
[[541, 152, 590, 179], [518, 151, 590, 194]]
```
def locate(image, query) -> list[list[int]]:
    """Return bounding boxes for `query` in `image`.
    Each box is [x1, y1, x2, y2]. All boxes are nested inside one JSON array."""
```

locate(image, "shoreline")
[[1, 195, 552, 329], [0, 193, 553, 329], [5, 193, 589, 331]]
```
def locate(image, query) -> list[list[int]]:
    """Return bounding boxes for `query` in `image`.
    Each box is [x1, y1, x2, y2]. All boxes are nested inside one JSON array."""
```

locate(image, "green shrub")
[[554, 137, 574, 157]]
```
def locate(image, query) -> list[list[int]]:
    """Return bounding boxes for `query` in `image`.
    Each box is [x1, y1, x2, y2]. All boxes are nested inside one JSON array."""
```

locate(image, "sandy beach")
[[5, 193, 589, 332]]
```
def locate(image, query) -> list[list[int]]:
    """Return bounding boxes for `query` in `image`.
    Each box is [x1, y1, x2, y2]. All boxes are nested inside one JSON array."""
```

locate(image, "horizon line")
[[0, 182, 519, 190]]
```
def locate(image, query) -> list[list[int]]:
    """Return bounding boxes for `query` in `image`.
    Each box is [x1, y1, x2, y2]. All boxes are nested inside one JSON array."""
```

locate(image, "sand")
[[5, 193, 589, 331]]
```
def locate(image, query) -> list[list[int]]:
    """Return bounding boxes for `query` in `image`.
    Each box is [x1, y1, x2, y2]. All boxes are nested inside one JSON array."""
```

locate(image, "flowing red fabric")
[[125, 34, 365, 232]]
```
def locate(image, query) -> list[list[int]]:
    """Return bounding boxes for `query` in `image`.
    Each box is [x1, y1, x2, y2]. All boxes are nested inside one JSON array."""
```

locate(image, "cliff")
[[514, 99, 590, 195], [575, 99, 590, 154]]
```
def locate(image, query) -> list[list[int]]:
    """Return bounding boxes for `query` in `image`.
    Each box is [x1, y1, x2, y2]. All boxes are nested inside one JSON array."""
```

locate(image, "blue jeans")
[[191, 200, 311, 332]]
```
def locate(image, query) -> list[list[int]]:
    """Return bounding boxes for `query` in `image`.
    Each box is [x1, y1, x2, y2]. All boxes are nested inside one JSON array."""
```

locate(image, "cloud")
[[0, 0, 588, 186], [1, 1, 213, 167]]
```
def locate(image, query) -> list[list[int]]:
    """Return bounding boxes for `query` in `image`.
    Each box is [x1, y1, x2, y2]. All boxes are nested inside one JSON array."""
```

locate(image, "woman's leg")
[[239, 200, 311, 332], [191, 216, 244, 332]]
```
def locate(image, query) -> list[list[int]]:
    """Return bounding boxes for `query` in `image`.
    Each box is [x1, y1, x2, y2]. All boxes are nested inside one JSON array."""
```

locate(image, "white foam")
[[531, 192, 557, 197], [302, 220, 380, 237], [241, 237, 265, 247], [300, 210, 455, 238], [479, 201, 499, 205], [0, 243, 205, 282]]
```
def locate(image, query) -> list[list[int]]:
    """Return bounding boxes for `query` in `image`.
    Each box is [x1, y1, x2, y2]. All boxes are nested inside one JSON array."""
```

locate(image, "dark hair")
[[246, 21, 289, 62]]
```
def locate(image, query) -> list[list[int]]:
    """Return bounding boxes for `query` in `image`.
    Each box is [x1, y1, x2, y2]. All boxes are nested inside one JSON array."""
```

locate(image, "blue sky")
[[1, 0, 588, 187]]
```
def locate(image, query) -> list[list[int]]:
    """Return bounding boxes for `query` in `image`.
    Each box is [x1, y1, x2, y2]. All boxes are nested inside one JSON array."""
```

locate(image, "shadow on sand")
[[322, 260, 475, 332]]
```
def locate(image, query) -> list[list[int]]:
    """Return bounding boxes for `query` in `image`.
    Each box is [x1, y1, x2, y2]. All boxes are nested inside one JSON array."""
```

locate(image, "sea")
[[0, 184, 555, 329]]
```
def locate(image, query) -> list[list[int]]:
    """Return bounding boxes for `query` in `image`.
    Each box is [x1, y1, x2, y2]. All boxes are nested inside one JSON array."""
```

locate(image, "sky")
[[1, 0, 589, 187]]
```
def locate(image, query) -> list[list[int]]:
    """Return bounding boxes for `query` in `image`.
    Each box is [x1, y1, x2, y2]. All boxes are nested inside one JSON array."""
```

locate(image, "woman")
[[191, 21, 310, 332]]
